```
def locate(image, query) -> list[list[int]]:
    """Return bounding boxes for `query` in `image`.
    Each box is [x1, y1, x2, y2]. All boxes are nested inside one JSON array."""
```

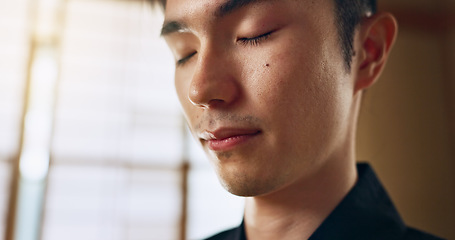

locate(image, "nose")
[[188, 50, 240, 108]]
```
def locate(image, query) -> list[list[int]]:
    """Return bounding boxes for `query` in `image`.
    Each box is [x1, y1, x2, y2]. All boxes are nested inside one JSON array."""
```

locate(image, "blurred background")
[[0, 0, 453, 240]]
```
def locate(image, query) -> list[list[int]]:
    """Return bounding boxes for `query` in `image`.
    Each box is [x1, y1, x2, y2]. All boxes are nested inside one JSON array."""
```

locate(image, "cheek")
[[175, 73, 196, 123], [248, 37, 347, 145], [249, 47, 323, 116], [175, 78, 186, 104]]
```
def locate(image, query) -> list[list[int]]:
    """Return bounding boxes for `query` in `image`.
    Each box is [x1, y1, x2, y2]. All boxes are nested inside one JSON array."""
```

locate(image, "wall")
[[357, 1, 455, 239]]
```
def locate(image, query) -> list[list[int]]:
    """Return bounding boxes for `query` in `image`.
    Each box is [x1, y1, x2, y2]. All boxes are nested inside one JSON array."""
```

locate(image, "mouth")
[[200, 128, 262, 152]]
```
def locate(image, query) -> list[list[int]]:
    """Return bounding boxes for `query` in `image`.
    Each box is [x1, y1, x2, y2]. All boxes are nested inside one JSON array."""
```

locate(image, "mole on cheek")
[[265, 63, 270, 67]]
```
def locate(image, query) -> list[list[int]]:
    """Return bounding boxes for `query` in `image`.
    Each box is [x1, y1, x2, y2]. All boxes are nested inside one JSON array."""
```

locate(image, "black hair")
[[334, 0, 377, 70], [152, 0, 377, 70]]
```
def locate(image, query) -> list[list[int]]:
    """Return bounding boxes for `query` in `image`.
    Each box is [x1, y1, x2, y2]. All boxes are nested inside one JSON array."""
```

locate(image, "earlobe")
[[354, 12, 398, 94]]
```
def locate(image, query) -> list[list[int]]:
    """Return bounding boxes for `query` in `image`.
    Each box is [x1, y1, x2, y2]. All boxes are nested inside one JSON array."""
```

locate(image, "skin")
[[163, 0, 397, 239]]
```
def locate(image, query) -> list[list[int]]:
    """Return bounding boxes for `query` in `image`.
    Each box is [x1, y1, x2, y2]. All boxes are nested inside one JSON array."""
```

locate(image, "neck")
[[243, 96, 362, 240], [244, 158, 357, 240]]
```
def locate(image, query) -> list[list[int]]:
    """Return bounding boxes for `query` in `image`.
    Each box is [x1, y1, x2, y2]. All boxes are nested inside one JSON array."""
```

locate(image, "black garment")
[[205, 163, 444, 240]]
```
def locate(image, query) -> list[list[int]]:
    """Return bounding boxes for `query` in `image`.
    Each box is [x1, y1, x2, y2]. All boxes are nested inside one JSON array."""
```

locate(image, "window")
[[0, 0, 30, 237], [2, 1, 243, 240]]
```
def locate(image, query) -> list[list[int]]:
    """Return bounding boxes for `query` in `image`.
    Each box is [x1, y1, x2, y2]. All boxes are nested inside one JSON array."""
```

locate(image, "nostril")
[[188, 97, 225, 109], [207, 99, 226, 108]]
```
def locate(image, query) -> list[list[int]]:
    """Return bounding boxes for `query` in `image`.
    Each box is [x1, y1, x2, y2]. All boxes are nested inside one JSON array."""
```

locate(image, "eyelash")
[[176, 31, 273, 67], [177, 51, 197, 66], [238, 31, 273, 46]]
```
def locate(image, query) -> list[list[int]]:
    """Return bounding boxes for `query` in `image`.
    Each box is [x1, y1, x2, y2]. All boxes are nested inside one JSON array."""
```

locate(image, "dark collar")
[[308, 163, 406, 240]]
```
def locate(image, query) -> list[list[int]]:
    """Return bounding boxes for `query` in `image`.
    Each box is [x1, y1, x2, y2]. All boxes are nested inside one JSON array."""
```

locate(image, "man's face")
[[163, 0, 356, 197]]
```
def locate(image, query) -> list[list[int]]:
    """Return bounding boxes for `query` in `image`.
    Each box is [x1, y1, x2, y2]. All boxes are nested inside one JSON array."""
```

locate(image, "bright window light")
[[19, 47, 58, 181]]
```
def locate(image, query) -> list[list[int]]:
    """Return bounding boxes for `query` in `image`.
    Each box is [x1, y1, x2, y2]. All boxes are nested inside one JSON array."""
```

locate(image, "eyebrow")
[[160, 0, 262, 36], [216, 0, 262, 18], [160, 21, 188, 36]]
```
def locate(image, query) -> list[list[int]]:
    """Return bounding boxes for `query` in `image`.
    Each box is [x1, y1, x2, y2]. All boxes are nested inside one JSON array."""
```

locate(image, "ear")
[[354, 12, 398, 94]]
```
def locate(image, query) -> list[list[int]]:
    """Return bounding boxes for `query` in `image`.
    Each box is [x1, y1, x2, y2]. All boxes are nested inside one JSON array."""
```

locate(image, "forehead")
[[162, 0, 284, 38], [162, 0, 334, 34], [164, 0, 273, 24]]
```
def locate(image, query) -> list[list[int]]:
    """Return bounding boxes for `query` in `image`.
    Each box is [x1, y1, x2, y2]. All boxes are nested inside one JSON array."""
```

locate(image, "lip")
[[200, 128, 261, 152]]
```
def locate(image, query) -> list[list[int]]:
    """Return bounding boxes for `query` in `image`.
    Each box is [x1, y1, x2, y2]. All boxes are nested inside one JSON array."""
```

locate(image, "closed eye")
[[177, 51, 197, 66], [238, 30, 273, 46]]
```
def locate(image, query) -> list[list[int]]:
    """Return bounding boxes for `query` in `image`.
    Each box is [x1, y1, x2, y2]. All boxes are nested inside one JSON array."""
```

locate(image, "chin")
[[222, 183, 263, 197], [216, 170, 285, 197]]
